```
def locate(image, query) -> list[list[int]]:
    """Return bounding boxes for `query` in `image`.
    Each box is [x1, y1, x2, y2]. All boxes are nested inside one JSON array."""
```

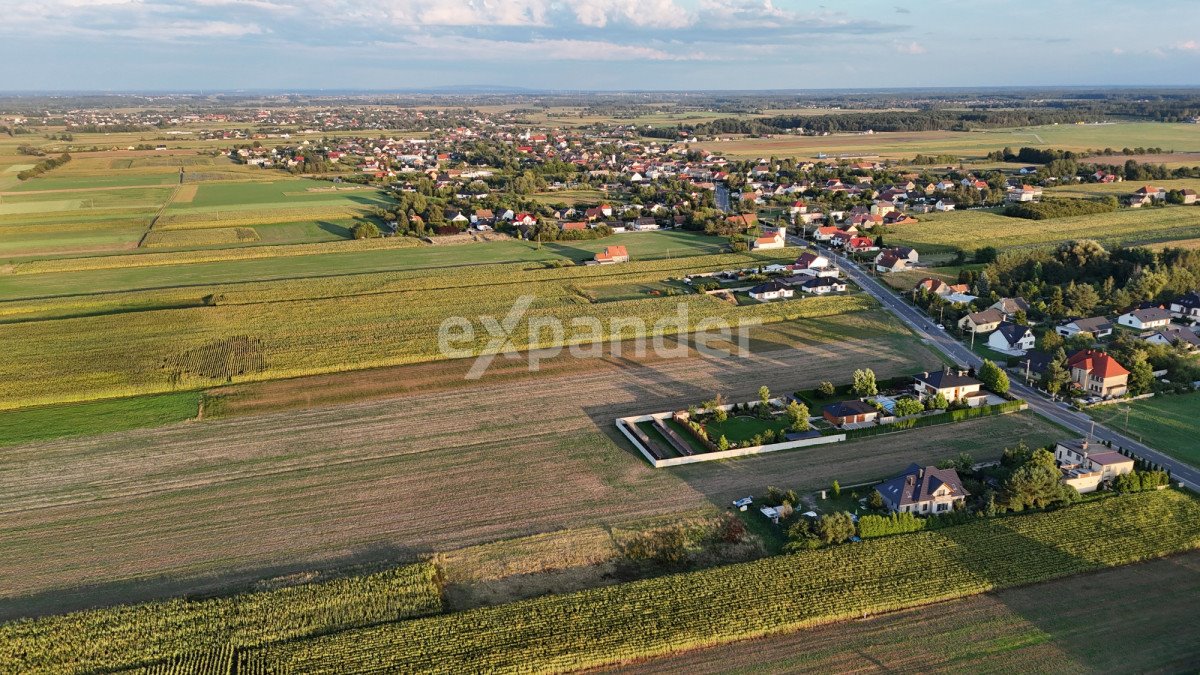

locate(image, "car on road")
[[937, 323, 945, 330]]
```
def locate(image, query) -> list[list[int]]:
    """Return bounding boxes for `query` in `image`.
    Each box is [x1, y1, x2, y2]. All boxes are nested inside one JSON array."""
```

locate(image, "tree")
[[717, 435, 730, 451], [893, 397, 924, 417], [1003, 462, 1078, 510], [832, 479, 841, 498], [1041, 358, 1070, 395], [351, 221, 381, 239], [1127, 350, 1155, 395], [978, 359, 1010, 394], [1066, 283, 1100, 316], [1038, 330, 1064, 353], [816, 381, 836, 398], [813, 512, 856, 545], [927, 391, 949, 411], [785, 401, 810, 431], [851, 368, 877, 396], [868, 489, 884, 510]]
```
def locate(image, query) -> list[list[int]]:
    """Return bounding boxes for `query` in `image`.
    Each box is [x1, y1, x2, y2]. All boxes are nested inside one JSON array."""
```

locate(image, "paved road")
[[793, 235, 1200, 491]]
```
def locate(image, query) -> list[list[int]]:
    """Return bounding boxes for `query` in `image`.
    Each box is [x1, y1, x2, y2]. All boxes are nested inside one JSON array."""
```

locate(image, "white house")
[[1056, 316, 1113, 339], [987, 322, 1036, 353], [1054, 439, 1134, 494], [1117, 307, 1172, 330]]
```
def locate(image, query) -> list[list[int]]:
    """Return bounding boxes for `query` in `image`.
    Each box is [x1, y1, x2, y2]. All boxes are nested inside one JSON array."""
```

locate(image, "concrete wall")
[[616, 414, 846, 468]]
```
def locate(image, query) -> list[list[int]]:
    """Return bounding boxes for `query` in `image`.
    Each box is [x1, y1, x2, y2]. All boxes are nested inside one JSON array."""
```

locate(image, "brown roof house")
[[877, 464, 969, 515], [822, 400, 879, 427], [914, 369, 986, 406], [958, 308, 1005, 334]]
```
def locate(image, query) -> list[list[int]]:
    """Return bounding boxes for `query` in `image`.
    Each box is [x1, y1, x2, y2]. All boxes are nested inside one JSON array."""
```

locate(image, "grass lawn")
[[0, 392, 199, 447], [704, 414, 791, 444], [530, 189, 606, 205], [1087, 392, 1200, 465]]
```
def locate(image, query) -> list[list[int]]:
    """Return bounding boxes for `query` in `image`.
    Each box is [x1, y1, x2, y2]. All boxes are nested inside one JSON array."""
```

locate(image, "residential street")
[[797, 236, 1200, 491]]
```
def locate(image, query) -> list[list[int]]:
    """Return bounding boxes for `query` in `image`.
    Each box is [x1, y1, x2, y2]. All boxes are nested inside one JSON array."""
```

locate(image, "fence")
[[842, 400, 1026, 440], [617, 414, 845, 468]]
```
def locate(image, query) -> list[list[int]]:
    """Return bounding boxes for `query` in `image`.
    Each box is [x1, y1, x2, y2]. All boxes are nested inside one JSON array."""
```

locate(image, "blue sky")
[[1, 0, 1198, 91]]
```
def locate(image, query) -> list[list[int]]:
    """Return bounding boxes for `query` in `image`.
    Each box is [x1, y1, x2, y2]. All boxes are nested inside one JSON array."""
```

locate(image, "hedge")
[[841, 399, 1024, 440]]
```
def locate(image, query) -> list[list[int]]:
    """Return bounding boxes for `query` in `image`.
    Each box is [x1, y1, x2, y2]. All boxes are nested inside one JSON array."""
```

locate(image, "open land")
[[0, 311, 1062, 616], [1087, 392, 1200, 466]]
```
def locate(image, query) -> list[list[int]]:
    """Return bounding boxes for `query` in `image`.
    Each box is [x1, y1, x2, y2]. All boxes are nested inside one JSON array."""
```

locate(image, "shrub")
[[858, 512, 926, 538], [816, 381, 836, 398]]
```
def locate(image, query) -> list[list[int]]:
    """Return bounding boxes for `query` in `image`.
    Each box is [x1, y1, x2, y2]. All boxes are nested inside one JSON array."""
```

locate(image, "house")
[[987, 322, 1036, 353], [1017, 350, 1054, 378], [1054, 439, 1134, 494], [1117, 307, 1172, 330], [1134, 185, 1167, 201], [749, 281, 795, 301], [1181, 188, 1198, 205], [752, 229, 786, 250], [914, 369, 985, 405], [813, 225, 841, 242], [874, 252, 907, 273], [726, 213, 758, 229], [958, 308, 1005, 334], [1066, 349, 1129, 398], [793, 251, 830, 270], [514, 212, 537, 226], [916, 278, 971, 299], [877, 464, 969, 515], [1141, 325, 1200, 351], [1168, 291, 1200, 321], [991, 297, 1030, 318], [561, 221, 589, 231], [934, 199, 956, 212], [592, 245, 630, 265], [845, 236, 878, 253], [799, 277, 847, 294], [1006, 184, 1043, 202], [822, 400, 879, 427], [1056, 316, 1114, 339]]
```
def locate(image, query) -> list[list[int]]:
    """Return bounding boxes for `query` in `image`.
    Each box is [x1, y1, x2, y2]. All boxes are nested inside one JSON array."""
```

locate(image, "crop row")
[[239, 491, 1200, 674], [142, 227, 260, 248], [0, 563, 442, 673], [0, 285, 869, 408], [10, 236, 422, 275], [155, 205, 362, 230]]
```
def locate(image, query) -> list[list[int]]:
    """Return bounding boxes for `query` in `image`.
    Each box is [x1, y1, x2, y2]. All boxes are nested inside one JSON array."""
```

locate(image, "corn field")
[[0, 563, 442, 673], [155, 205, 362, 230], [236, 491, 1200, 674], [0, 252, 856, 409]]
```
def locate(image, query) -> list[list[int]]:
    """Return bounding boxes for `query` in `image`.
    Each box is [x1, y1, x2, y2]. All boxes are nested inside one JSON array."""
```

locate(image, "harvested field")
[[0, 313, 1058, 616], [610, 551, 1200, 675], [172, 183, 199, 203]]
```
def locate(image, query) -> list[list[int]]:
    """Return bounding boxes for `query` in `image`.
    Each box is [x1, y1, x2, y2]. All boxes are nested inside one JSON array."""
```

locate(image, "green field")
[[1087, 393, 1200, 465], [0, 392, 200, 447], [0, 248, 856, 408], [0, 230, 731, 300], [889, 205, 1200, 253], [530, 188, 607, 205], [709, 122, 1200, 160]]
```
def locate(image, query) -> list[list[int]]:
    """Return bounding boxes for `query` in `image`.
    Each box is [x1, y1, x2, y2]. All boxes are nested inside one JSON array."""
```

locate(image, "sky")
[[1, 0, 1198, 91]]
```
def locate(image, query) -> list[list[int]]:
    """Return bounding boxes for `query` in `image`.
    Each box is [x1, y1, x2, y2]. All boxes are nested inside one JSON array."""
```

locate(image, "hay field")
[[141, 227, 260, 248], [0, 311, 1061, 613]]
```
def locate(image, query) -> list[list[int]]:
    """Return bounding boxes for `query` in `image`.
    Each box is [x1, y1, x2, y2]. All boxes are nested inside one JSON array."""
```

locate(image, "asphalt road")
[[795, 235, 1200, 491]]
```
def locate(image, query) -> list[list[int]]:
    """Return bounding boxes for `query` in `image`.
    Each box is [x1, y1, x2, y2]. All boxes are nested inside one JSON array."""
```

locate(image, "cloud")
[[894, 40, 926, 54], [570, 0, 691, 28], [895, 6, 911, 13], [378, 35, 699, 61], [1177, 40, 1199, 52]]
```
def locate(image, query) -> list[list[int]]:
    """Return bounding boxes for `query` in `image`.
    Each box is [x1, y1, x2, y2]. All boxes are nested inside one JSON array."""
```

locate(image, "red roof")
[[595, 245, 628, 262], [1067, 349, 1129, 379], [562, 221, 587, 230]]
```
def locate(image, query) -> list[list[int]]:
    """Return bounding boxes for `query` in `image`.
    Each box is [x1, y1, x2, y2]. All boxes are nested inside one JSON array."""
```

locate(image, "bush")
[[858, 512, 927, 538], [1003, 196, 1118, 220], [816, 381, 836, 398], [351, 221, 381, 239]]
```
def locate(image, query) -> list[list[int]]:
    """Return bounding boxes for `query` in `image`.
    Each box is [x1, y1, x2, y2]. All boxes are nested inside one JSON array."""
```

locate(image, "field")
[[1087, 392, 1200, 466], [0, 392, 199, 447], [612, 550, 1200, 674], [888, 205, 1200, 253], [0, 248, 841, 409], [0, 311, 1063, 614], [704, 122, 1200, 160], [235, 490, 1200, 672], [530, 188, 607, 205]]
